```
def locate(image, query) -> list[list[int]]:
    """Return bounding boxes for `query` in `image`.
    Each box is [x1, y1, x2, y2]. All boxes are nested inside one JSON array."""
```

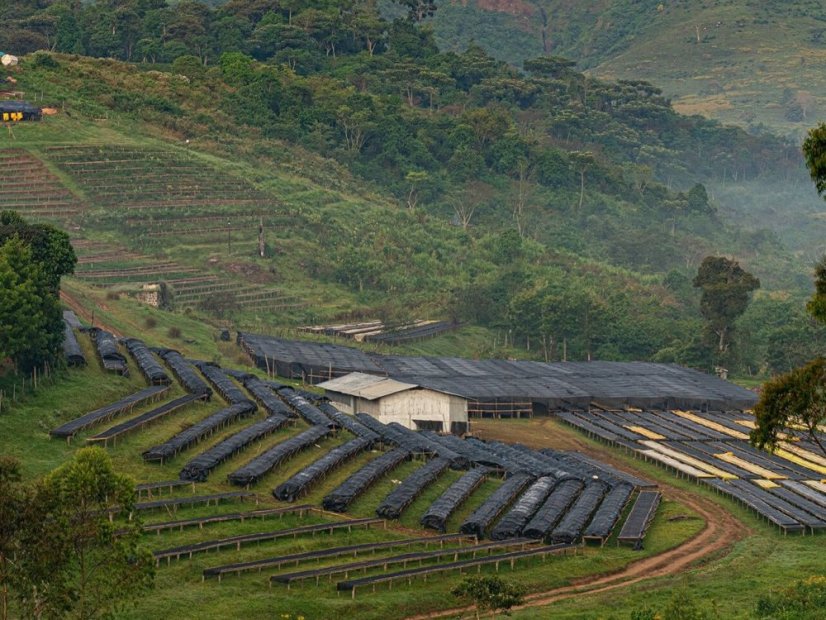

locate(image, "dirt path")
[[405, 419, 750, 619], [60, 289, 122, 336]]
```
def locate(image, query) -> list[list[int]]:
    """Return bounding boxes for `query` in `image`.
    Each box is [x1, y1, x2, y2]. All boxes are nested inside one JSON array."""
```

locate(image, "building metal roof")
[[318, 372, 418, 401]]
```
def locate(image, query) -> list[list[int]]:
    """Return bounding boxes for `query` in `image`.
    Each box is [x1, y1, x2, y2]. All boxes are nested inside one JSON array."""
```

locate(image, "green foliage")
[[11, 448, 154, 620], [751, 356, 826, 457], [0, 457, 25, 620], [451, 575, 526, 617], [0, 236, 63, 373], [693, 256, 760, 362], [755, 575, 826, 619], [802, 122, 826, 196], [806, 254, 826, 324]]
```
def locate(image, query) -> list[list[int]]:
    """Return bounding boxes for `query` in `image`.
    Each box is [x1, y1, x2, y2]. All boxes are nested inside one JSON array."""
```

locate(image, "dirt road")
[[406, 418, 749, 619]]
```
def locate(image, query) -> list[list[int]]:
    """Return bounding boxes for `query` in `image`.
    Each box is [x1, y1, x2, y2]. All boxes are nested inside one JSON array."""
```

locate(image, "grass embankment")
[[0, 354, 711, 620]]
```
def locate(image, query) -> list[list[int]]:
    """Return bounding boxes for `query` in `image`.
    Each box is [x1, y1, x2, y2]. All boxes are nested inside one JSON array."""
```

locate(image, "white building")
[[317, 372, 468, 434]]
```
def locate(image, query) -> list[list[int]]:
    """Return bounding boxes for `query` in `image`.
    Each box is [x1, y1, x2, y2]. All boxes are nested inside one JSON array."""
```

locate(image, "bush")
[[167, 326, 182, 339], [105, 291, 120, 300], [144, 317, 157, 329]]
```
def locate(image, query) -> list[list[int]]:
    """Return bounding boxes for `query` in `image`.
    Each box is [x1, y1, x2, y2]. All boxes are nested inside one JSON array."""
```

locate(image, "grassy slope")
[[1, 354, 707, 619], [1, 348, 821, 618]]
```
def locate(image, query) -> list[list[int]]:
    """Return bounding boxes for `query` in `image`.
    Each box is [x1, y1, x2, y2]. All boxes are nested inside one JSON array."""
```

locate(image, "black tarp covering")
[[179, 414, 289, 482], [523, 478, 584, 540], [550, 480, 609, 543], [63, 320, 85, 366], [279, 389, 334, 427], [422, 432, 512, 471], [421, 467, 489, 532], [228, 424, 331, 486], [91, 328, 127, 375], [241, 375, 294, 418], [316, 402, 380, 441], [143, 402, 256, 462], [273, 437, 373, 502], [123, 339, 169, 384], [466, 438, 549, 475], [322, 448, 410, 513], [157, 349, 211, 398], [50, 384, 169, 438], [459, 472, 533, 538], [490, 476, 557, 540], [376, 457, 451, 519], [385, 423, 468, 469], [193, 362, 254, 406], [583, 483, 634, 540]]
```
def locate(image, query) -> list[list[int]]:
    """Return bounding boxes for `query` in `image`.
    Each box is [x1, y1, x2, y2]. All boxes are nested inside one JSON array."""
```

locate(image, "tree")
[[0, 458, 25, 620], [0, 237, 64, 372], [802, 122, 826, 196], [451, 575, 525, 619], [751, 357, 826, 457], [12, 448, 154, 619], [692, 256, 759, 359], [569, 151, 594, 212], [807, 244, 826, 324]]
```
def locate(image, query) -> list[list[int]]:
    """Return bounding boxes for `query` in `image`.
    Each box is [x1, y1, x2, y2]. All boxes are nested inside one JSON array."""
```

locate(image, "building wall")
[[376, 389, 467, 431]]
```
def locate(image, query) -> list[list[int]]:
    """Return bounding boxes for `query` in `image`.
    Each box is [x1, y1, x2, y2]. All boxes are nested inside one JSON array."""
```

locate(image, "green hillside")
[[432, 1, 826, 137], [2, 0, 825, 376]]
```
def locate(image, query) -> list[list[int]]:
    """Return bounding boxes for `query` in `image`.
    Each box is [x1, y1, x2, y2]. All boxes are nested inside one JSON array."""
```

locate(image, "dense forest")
[[2, 0, 824, 375]]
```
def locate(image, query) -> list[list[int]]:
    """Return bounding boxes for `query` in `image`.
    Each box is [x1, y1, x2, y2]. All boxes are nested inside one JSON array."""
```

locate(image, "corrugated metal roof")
[[318, 372, 418, 400]]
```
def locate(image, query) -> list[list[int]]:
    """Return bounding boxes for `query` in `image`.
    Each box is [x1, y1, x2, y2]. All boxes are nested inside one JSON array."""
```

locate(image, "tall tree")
[[0, 458, 25, 620], [12, 448, 154, 619], [692, 256, 759, 359]]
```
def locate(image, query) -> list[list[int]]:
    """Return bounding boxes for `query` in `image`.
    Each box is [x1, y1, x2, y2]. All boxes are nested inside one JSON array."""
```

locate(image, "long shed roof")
[[318, 372, 419, 400]]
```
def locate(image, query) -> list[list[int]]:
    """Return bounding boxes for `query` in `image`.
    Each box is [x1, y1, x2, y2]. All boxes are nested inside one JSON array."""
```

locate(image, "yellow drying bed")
[[671, 410, 750, 440], [639, 441, 737, 479], [639, 450, 712, 478], [715, 452, 786, 480], [752, 479, 779, 489], [772, 449, 826, 476], [780, 442, 826, 468], [627, 425, 666, 440]]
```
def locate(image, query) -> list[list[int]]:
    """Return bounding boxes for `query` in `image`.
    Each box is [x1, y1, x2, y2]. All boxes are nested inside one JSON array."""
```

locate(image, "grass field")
[[2, 345, 823, 619]]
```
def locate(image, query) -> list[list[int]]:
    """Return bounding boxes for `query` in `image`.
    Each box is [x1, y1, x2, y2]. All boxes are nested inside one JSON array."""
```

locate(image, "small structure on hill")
[[0, 100, 41, 121], [318, 372, 469, 434]]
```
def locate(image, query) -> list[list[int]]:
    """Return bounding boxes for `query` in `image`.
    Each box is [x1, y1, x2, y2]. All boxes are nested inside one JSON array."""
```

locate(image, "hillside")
[[1, 0, 825, 376], [432, 1, 826, 137]]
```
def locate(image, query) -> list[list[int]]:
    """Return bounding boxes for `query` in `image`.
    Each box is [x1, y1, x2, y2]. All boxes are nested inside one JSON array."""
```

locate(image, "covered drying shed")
[[318, 372, 469, 434], [0, 100, 41, 121]]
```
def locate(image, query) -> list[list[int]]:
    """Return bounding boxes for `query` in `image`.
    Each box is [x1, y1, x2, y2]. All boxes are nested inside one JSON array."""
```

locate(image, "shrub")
[[144, 317, 157, 329], [167, 326, 182, 339], [105, 291, 120, 300]]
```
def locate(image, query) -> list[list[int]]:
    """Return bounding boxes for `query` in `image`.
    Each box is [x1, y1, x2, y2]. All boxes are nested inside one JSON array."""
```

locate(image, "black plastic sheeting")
[[421, 467, 490, 532], [157, 349, 211, 398], [550, 480, 609, 543], [422, 432, 512, 471], [63, 320, 86, 366], [523, 478, 584, 540], [273, 437, 373, 502], [193, 362, 254, 406], [91, 328, 127, 375], [228, 424, 331, 487], [353, 413, 398, 443], [143, 402, 256, 462], [242, 375, 294, 418], [280, 389, 334, 427], [123, 339, 169, 384], [239, 332, 758, 409], [322, 448, 410, 513], [89, 393, 202, 442], [376, 457, 451, 519], [583, 483, 634, 540], [618, 491, 662, 541], [466, 438, 550, 476], [459, 472, 534, 538], [50, 384, 169, 438], [490, 476, 557, 540], [385, 423, 468, 469], [316, 402, 380, 441], [179, 415, 289, 482]]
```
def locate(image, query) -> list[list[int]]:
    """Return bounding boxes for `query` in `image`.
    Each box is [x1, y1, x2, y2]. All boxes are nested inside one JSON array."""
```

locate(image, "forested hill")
[[2, 0, 824, 374], [430, 1, 826, 136]]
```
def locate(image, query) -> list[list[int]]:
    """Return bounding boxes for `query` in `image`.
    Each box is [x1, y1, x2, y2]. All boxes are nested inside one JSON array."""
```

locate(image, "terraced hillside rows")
[[0, 145, 307, 314], [0, 148, 84, 219]]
